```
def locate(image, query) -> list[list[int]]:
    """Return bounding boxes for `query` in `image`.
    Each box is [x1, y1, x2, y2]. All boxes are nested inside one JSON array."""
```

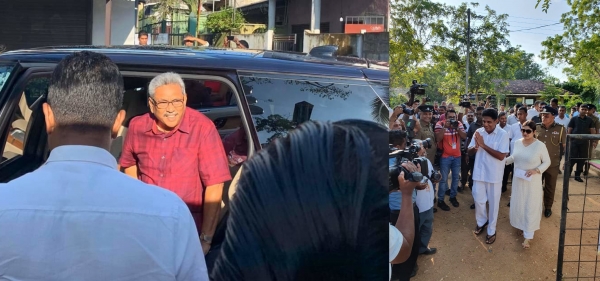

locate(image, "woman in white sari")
[[505, 120, 551, 249]]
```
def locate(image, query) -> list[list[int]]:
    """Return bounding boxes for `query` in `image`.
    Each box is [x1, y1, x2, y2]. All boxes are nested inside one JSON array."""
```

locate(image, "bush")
[[206, 8, 246, 34]]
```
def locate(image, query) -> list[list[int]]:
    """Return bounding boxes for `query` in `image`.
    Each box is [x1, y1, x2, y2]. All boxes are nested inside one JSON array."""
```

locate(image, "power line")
[[508, 15, 559, 22], [509, 22, 562, 32]]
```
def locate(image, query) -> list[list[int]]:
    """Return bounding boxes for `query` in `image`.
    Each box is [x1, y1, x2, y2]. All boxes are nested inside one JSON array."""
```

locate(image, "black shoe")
[[457, 186, 464, 193], [421, 248, 437, 255], [433, 207, 438, 213], [438, 201, 451, 211], [411, 264, 418, 278], [445, 189, 450, 196], [575, 177, 584, 182], [449, 197, 459, 207], [545, 209, 552, 218], [507, 202, 510, 207], [470, 203, 475, 209]]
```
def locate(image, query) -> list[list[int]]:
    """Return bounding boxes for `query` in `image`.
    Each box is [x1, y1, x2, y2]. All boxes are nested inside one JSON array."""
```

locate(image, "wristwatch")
[[200, 233, 213, 244]]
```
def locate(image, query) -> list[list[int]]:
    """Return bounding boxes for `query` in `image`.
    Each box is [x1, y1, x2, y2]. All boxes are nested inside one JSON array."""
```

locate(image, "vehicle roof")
[[0, 46, 388, 80]]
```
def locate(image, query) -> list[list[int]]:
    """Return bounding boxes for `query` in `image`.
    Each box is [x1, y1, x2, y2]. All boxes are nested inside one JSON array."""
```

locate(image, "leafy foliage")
[[206, 8, 246, 33], [514, 52, 547, 81], [154, 0, 198, 21], [535, 0, 552, 13], [540, 0, 600, 94]]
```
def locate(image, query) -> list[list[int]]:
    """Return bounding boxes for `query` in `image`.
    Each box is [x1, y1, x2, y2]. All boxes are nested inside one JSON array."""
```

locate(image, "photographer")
[[434, 110, 467, 211], [414, 105, 438, 165], [414, 140, 439, 256], [389, 130, 426, 280]]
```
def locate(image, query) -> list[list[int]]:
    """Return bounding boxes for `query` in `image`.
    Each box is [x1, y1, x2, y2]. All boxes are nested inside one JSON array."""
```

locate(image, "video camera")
[[459, 94, 474, 108], [389, 138, 442, 191], [398, 103, 415, 116], [410, 80, 427, 96]]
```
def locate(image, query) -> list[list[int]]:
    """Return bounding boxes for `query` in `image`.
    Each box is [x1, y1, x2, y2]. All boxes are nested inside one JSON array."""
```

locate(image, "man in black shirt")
[[567, 104, 598, 182], [465, 107, 484, 209]]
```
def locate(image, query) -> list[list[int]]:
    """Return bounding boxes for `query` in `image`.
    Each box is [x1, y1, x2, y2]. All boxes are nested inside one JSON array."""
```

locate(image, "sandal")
[[517, 230, 523, 236], [522, 239, 530, 249], [486, 233, 496, 244], [474, 221, 489, 235]]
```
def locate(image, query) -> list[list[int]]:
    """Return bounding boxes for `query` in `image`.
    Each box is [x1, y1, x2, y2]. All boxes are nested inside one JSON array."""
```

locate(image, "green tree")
[[434, 4, 523, 101], [154, 0, 198, 21], [389, 0, 449, 88], [206, 8, 246, 33], [514, 52, 547, 81], [540, 0, 600, 93], [535, 0, 552, 12]]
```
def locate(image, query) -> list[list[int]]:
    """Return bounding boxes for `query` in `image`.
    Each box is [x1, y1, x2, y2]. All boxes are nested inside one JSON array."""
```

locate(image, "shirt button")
[[163, 138, 166, 141], [161, 155, 165, 159], [160, 174, 163, 177]]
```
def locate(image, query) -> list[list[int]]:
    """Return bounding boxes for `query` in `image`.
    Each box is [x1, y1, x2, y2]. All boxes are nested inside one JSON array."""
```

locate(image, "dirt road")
[[412, 169, 600, 280]]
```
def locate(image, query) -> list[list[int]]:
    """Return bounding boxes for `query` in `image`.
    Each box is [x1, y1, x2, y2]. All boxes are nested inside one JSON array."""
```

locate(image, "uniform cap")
[[539, 105, 558, 116], [418, 105, 435, 113]]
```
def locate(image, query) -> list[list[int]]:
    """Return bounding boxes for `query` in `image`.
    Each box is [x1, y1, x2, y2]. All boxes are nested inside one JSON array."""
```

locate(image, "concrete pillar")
[[265, 0, 275, 50], [357, 34, 363, 58], [310, 0, 321, 33], [105, 0, 112, 45]]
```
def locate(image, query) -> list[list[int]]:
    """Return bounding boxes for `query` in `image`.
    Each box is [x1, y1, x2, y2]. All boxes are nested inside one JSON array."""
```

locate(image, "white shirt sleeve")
[[499, 131, 510, 153], [174, 204, 209, 281], [468, 129, 477, 148], [202, 42, 210, 47], [389, 224, 403, 262]]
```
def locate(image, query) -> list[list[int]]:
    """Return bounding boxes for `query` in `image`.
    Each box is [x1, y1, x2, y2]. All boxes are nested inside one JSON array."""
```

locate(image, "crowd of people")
[[388, 97, 600, 280]]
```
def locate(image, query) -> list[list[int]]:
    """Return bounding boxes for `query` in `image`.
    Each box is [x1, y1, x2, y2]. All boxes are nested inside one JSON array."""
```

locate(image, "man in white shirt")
[[555, 106, 570, 127], [497, 112, 512, 193], [468, 109, 510, 245], [527, 100, 542, 120], [0, 51, 207, 280], [507, 104, 521, 125]]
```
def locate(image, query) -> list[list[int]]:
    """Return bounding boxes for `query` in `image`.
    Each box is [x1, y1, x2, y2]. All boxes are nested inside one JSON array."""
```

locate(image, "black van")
[[0, 45, 389, 269]]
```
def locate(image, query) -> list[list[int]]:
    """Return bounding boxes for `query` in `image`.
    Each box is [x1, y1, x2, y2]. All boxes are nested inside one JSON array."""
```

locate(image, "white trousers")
[[523, 230, 535, 239], [472, 180, 502, 236]]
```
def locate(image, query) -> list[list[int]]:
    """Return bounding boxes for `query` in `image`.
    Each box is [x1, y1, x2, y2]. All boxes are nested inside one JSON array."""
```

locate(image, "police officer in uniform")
[[536, 106, 566, 218], [415, 105, 438, 165], [415, 104, 438, 213]]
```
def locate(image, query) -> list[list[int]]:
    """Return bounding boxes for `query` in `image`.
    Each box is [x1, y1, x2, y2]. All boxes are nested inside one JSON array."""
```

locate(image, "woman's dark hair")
[[212, 120, 388, 281], [522, 120, 537, 132]]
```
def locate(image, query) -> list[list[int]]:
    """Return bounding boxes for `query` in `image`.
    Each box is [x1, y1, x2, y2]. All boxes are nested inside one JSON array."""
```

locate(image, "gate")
[[557, 134, 600, 280], [273, 34, 296, 52]]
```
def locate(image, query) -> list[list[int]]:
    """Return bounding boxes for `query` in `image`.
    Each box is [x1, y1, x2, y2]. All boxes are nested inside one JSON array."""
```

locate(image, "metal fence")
[[557, 134, 600, 280], [273, 34, 296, 52]]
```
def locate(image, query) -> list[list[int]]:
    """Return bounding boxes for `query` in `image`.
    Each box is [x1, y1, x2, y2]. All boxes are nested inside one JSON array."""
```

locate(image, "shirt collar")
[[45, 145, 117, 169], [144, 108, 192, 135]]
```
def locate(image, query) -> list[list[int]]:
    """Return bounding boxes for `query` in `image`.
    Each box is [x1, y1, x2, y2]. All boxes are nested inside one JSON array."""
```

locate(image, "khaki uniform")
[[536, 122, 566, 209], [415, 119, 437, 165], [586, 114, 600, 174]]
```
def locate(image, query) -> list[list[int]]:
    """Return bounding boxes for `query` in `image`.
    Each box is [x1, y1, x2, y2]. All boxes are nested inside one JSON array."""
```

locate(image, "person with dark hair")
[[497, 111, 512, 192], [507, 104, 522, 125], [505, 120, 551, 249], [224, 36, 249, 49], [531, 102, 546, 123], [212, 120, 389, 280], [567, 104, 597, 182], [527, 100, 543, 120], [468, 108, 510, 244], [183, 33, 210, 47], [0, 51, 208, 279], [550, 98, 559, 109], [536, 106, 566, 217], [573, 102, 583, 117], [120, 72, 232, 255], [435, 109, 466, 211], [556, 105, 570, 127], [437, 105, 447, 122], [138, 30, 149, 45]]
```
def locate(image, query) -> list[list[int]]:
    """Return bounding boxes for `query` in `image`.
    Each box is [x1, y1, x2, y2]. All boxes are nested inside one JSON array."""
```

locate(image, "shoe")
[[421, 248, 437, 255], [545, 209, 552, 217], [507, 202, 511, 207], [445, 189, 450, 196], [470, 203, 475, 209], [558, 170, 562, 174], [449, 197, 460, 207], [457, 186, 464, 193], [438, 201, 451, 211], [411, 264, 418, 278], [575, 177, 584, 182]]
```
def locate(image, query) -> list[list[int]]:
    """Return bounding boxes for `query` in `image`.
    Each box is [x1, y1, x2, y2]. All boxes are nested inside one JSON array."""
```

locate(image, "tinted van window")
[[239, 72, 388, 146]]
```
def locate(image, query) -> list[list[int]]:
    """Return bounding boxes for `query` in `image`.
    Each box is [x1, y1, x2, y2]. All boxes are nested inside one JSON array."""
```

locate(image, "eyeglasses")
[[521, 129, 533, 134], [151, 98, 184, 109]]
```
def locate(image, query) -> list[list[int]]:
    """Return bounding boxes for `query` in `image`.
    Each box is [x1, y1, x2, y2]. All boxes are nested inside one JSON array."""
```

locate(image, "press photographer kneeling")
[[389, 130, 441, 280]]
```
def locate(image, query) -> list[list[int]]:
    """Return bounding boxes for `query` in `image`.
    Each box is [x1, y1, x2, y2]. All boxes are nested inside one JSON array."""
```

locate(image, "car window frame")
[[0, 67, 53, 178]]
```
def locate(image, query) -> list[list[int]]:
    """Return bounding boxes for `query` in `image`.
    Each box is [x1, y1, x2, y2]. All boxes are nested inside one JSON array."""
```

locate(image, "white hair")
[[148, 72, 186, 98]]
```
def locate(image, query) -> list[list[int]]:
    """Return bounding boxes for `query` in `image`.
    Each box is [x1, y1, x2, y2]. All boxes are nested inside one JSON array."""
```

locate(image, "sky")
[[437, 0, 571, 82]]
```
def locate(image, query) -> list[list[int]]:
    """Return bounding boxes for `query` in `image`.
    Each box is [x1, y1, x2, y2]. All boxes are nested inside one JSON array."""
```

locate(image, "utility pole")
[[466, 8, 471, 101]]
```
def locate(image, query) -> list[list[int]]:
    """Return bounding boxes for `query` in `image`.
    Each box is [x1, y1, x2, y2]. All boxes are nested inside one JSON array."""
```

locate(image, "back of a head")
[[239, 40, 249, 49], [48, 51, 123, 130], [212, 120, 387, 281]]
